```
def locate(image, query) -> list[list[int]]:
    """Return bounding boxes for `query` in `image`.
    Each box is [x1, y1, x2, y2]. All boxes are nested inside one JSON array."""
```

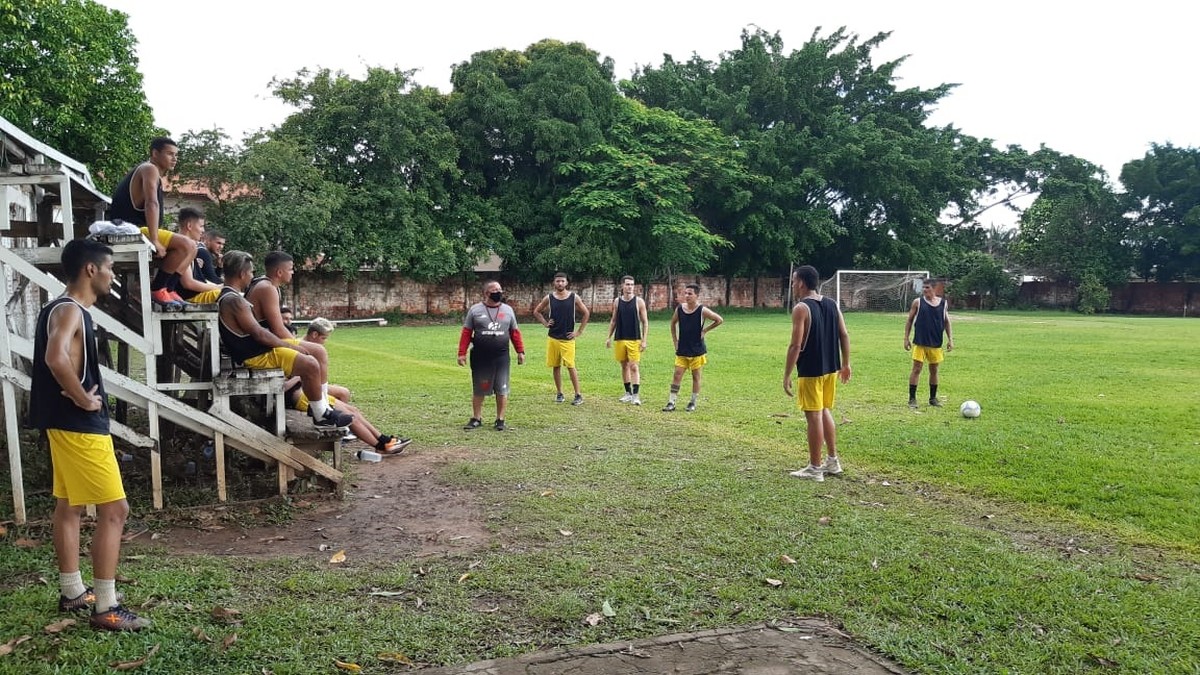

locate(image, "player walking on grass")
[[32, 239, 150, 631], [605, 275, 648, 405], [459, 280, 525, 431], [904, 278, 953, 408], [783, 265, 851, 481], [663, 284, 723, 412], [533, 272, 590, 405]]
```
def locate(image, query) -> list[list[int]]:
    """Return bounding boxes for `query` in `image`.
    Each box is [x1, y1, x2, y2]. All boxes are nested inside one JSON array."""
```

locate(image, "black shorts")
[[470, 351, 511, 397]]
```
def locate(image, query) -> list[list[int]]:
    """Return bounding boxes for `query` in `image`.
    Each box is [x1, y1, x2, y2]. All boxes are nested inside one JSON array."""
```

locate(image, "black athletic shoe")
[[555, 392, 565, 403], [58, 587, 124, 613], [908, 398, 918, 409], [494, 419, 507, 431], [929, 398, 943, 407], [463, 418, 482, 430], [90, 605, 150, 632], [312, 407, 353, 427], [572, 394, 584, 406]]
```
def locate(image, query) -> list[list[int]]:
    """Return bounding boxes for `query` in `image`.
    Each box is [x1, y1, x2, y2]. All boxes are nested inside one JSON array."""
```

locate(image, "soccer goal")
[[834, 269, 929, 312]]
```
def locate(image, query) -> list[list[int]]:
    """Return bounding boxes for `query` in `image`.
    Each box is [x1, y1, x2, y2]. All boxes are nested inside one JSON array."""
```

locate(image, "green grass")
[[2, 310, 1198, 673]]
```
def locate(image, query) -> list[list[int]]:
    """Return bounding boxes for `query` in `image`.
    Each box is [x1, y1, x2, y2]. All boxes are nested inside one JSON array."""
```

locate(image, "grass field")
[[2, 310, 1198, 673]]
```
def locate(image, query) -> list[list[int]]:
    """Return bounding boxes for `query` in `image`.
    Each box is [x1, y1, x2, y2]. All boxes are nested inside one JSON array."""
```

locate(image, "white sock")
[[668, 393, 677, 404], [321, 382, 329, 400], [93, 578, 118, 612], [310, 397, 330, 418], [60, 571, 86, 599], [690, 393, 698, 405]]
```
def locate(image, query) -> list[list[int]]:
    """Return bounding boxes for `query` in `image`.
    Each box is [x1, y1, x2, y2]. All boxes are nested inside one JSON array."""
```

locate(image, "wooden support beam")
[[215, 433, 227, 502]]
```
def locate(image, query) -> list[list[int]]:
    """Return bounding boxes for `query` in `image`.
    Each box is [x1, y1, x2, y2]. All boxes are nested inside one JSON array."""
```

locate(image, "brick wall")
[[1018, 281, 1200, 316], [287, 272, 790, 319]]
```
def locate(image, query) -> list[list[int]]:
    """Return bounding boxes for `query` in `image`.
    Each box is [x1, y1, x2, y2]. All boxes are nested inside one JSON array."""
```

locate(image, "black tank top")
[[547, 293, 576, 340], [107, 166, 163, 227], [244, 276, 276, 328], [217, 287, 272, 364], [796, 296, 842, 377], [613, 296, 641, 341], [30, 297, 109, 433], [675, 305, 706, 357], [913, 296, 946, 347]]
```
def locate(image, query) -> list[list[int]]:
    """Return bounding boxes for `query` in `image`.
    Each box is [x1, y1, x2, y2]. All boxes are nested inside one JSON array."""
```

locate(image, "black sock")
[[930, 384, 938, 400], [167, 272, 182, 292], [909, 384, 917, 400], [151, 269, 170, 291], [632, 384, 640, 395], [377, 434, 389, 447], [624, 382, 632, 394]]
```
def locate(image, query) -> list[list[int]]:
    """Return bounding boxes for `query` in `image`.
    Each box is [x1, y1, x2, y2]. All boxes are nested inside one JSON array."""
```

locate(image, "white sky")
[[104, 0, 1196, 203]]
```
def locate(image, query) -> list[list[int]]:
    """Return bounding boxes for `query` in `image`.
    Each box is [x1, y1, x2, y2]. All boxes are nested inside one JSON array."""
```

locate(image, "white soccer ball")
[[960, 400, 981, 418]]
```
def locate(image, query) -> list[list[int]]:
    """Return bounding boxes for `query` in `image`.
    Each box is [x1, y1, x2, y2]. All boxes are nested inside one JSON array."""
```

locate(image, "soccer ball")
[[960, 400, 981, 418]]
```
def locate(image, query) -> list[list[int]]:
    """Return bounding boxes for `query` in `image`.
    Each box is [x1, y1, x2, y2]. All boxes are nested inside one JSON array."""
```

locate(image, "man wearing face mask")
[[458, 280, 525, 431]]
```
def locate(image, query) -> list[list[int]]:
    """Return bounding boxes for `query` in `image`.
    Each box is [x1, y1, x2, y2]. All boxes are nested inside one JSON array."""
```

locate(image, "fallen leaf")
[[43, 618, 76, 634], [558, 529, 573, 537], [333, 659, 362, 672], [1133, 573, 1162, 582], [449, 535, 471, 541], [774, 625, 804, 633], [110, 643, 159, 670], [881, 481, 891, 487], [0, 524, 7, 538], [457, 572, 472, 584], [114, 573, 137, 584], [318, 544, 332, 552], [258, 535, 286, 543], [329, 550, 347, 564], [817, 516, 832, 526], [779, 554, 797, 565], [539, 490, 555, 497], [1087, 653, 1118, 668], [765, 578, 783, 587], [414, 597, 423, 609], [840, 417, 852, 425], [477, 606, 499, 613], [14, 538, 39, 549], [191, 627, 212, 642], [378, 652, 414, 665], [582, 613, 604, 626], [468, 560, 482, 569], [220, 633, 237, 652], [367, 591, 404, 597], [210, 606, 242, 625], [601, 600, 616, 617], [0, 635, 32, 656], [120, 528, 148, 543]]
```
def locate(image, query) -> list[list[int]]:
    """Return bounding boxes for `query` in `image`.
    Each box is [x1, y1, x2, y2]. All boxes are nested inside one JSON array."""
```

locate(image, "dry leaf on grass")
[[817, 516, 832, 526], [333, 659, 362, 672], [191, 627, 212, 642], [457, 572, 472, 584], [477, 606, 499, 613], [558, 529, 573, 537], [1133, 573, 1162, 582], [328, 550, 347, 564], [110, 643, 159, 671], [468, 560, 482, 570], [43, 618, 76, 634], [582, 613, 604, 626], [539, 490, 555, 497], [14, 538, 39, 549], [0, 635, 32, 656], [220, 633, 237, 652], [367, 591, 404, 598], [210, 606, 242, 625], [765, 578, 783, 587], [779, 554, 797, 565], [378, 652, 414, 665]]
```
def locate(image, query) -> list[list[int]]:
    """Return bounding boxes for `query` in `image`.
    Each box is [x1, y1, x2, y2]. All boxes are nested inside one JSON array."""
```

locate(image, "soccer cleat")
[[908, 398, 918, 409], [789, 465, 825, 482], [342, 431, 358, 442], [929, 398, 943, 407], [571, 394, 584, 406], [463, 418, 482, 430], [150, 287, 184, 311], [685, 401, 697, 413], [662, 401, 676, 412], [165, 289, 188, 304], [619, 393, 634, 403], [378, 436, 412, 455], [494, 419, 507, 431], [631, 395, 641, 406], [59, 587, 123, 613], [90, 605, 150, 632], [823, 456, 843, 475], [555, 392, 565, 403], [312, 407, 353, 427]]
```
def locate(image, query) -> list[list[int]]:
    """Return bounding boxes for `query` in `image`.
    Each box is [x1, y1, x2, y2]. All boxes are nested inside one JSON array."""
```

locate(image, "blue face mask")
[[489, 291, 504, 303]]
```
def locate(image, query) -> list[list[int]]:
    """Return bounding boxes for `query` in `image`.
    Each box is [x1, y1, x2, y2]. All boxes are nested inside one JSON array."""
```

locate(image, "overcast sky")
[[103, 0, 1195, 198]]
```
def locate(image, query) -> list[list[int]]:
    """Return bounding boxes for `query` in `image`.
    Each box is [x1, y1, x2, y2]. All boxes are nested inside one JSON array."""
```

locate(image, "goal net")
[[833, 270, 929, 312]]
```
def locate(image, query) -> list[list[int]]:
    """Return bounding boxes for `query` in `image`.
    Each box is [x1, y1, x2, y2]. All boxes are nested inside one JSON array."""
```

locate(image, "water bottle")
[[356, 449, 382, 463], [202, 441, 215, 460]]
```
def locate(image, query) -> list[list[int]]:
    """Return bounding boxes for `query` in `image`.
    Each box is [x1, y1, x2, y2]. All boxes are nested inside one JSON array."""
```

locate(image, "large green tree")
[[1120, 143, 1200, 281], [0, 0, 156, 192]]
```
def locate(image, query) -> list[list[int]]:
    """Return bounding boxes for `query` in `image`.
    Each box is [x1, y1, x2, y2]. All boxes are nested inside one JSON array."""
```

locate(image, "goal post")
[[834, 270, 930, 312]]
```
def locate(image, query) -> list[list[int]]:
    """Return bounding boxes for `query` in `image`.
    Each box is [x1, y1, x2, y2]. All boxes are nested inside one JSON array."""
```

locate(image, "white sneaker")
[[631, 395, 641, 406], [619, 393, 634, 403], [788, 465, 825, 481], [823, 456, 843, 475]]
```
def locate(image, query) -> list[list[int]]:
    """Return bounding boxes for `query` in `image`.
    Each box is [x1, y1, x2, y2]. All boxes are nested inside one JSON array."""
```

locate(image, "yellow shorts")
[[187, 288, 221, 304], [546, 338, 576, 368], [294, 392, 338, 413], [48, 429, 125, 507], [613, 339, 641, 363], [674, 355, 707, 371], [243, 346, 299, 376], [795, 373, 837, 412], [912, 345, 944, 364], [139, 226, 173, 247]]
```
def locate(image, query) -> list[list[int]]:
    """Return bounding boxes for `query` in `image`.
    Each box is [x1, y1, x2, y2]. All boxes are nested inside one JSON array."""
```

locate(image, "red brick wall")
[[1018, 281, 1199, 316], [287, 272, 789, 319]]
